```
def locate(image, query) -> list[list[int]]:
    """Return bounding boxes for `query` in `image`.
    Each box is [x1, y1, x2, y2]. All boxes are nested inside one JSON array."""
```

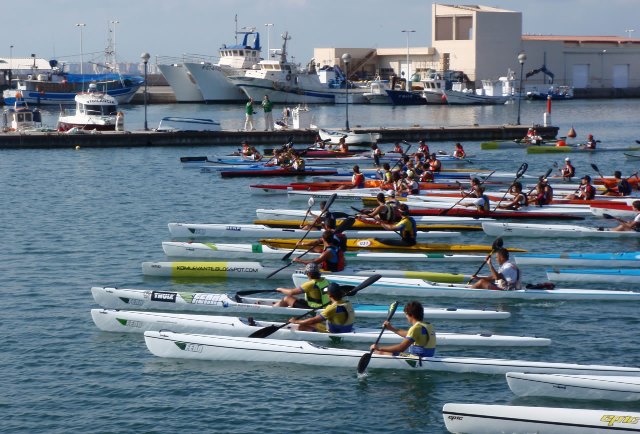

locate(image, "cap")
[[304, 263, 320, 274], [565, 157, 570, 161], [323, 282, 344, 297], [582, 175, 591, 181], [588, 134, 593, 138]]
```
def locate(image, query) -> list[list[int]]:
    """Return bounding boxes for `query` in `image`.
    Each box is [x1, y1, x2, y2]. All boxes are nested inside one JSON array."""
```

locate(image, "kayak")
[[90, 287, 510, 320], [547, 268, 640, 284], [482, 222, 640, 238], [591, 206, 638, 219], [625, 152, 640, 159], [405, 200, 594, 218], [91, 310, 547, 347], [407, 207, 585, 220], [291, 273, 640, 300], [356, 269, 472, 283], [318, 128, 381, 145], [220, 168, 338, 178], [145, 330, 640, 375], [528, 145, 640, 154], [162, 242, 487, 263], [443, 403, 640, 434], [261, 238, 526, 253], [515, 252, 640, 268], [141, 261, 295, 279], [166, 223, 460, 240], [506, 372, 640, 401], [254, 219, 483, 231]]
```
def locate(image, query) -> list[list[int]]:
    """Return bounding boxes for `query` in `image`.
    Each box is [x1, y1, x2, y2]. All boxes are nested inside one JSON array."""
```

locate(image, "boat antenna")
[[235, 14, 238, 45], [280, 32, 291, 64]]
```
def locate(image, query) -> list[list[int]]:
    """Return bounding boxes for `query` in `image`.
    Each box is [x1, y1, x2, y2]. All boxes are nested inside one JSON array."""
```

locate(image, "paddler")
[[288, 283, 355, 333], [378, 203, 417, 246], [293, 230, 346, 272], [392, 142, 404, 153], [460, 177, 482, 198], [565, 175, 596, 200], [463, 186, 490, 211], [470, 248, 521, 291], [301, 200, 336, 231], [560, 157, 575, 180], [497, 181, 528, 210], [360, 192, 400, 224], [611, 200, 640, 232], [273, 263, 330, 308], [584, 133, 597, 149], [337, 165, 365, 190], [604, 171, 632, 196], [370, 301, 436, 358], [371, 143, 384, 167], [427, 153, 442, 173], [453, 143, 466, 158]]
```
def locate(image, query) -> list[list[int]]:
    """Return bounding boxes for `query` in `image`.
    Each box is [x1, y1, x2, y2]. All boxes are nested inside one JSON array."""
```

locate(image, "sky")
[[1, 0, 638, 67]]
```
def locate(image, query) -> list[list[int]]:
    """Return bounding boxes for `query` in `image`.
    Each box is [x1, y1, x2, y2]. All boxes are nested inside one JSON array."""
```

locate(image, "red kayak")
[[409, 208, 584, 220], [221, 168, 338, 178]]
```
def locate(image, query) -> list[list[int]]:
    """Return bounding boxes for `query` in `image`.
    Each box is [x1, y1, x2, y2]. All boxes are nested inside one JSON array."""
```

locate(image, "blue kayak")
[[515, 252, 640, 267]]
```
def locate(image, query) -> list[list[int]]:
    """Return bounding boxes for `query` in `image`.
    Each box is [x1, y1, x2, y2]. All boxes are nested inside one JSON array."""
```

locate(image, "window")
[[455, 16, 473, 40], [435, 17, 453, 41]]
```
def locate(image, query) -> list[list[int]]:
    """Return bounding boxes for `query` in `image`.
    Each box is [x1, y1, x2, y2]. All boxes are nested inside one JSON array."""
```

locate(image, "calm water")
[[2, 99, 640, 433]]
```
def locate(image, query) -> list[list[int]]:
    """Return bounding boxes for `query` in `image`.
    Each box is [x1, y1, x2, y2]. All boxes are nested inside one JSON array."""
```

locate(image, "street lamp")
[[341, 52, 352, 131], [625, 29, 635, 39], [76, 23, 86, 78], [401, 30, 416, 92], [601, 49, 607, 88], [9, 45, 13, 84], [516, 51, 527, 125], [141, 52, 150, 131], [264, 23, 274, 57]]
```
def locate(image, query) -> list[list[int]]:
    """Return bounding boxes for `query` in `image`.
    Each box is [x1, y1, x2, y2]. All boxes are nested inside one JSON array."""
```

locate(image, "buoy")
[[556, 139, 567, 147], [75, 145, 81, 150], [567, 126, 577, 138]]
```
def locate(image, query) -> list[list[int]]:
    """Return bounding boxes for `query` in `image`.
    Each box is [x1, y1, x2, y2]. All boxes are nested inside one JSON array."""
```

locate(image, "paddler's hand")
[[289, 318, 298, 324], [370, 343, 379, 351]]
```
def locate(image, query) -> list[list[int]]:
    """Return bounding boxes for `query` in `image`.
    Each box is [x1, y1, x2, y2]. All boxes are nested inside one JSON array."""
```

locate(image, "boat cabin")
[[2, 97, 41, 131]]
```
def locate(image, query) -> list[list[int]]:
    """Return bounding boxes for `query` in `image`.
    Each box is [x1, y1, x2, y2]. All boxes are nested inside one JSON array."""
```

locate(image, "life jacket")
[[398, 216, 417, 242], [322, 245, 345, 272], [305, 279, 331, 308], [352, 172, 365, 188], [406, 321, 436, 357], [332, 232, 348, 252], [618, 179, 632, 196], [581, 184, 596, 200], [516, 193, 528, 207]]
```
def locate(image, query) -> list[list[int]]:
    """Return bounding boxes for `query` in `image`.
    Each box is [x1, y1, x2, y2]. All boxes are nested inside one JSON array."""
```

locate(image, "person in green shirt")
[[244, 97, 255, 131], [289, 283, 355, 333], [262, 95, 273, 131], [273, 263, 330, 309]]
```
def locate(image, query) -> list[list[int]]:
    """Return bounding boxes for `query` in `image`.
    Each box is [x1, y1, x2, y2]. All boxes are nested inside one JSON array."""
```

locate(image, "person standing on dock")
[[244, 97, 255, 131], [262, 95, 274, 131]]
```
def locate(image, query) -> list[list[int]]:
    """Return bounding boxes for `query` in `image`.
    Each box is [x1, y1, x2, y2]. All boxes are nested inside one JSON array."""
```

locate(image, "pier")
[[0, 125, 558, 149]]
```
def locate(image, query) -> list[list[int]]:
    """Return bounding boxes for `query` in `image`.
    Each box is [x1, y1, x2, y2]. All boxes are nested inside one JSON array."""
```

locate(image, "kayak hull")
[[547, 269, 640, 283], [515, 252, 640, 268], [141, 261, 294, 279], [483, 222, 640, 238]]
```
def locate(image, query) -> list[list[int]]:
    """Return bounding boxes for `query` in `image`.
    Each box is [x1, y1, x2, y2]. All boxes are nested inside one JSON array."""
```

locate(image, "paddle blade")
[[347, 274, 382, 296], [357, 353, 372, 375], [590, 163, 600, 172], [281, 250, 294, 261], [516, 162, 528, 178], [492, 237, 504, 250], [602, 213, 615, 219], [322, 193, 338, 212], [248, 324, 280, 339]]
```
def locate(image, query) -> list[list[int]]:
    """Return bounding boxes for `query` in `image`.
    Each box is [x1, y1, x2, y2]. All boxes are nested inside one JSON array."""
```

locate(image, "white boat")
[[547, 269, 640, 284], [156, 116, 221, 132], [1, 97, 43, 131], [507, 372, 640, 401], [157, 58, 205, 102], [317, 128, 382, 145], [162, 241, 486, 263], [91, 310, 546, 346], [515, 252, 640, 268], [141, 260, 296, 279], [406, 200, 593, 217], [292, 274, 640, 301], [91, 287, 510, 320], [483, 222, 640, 238], [166, 222, 459, 240], [443, 403, 640, 434], [362, 80, 392, 104], [255, 209, 490, 225], [57, 86, 122, 132], [441, 72, 515, 105], [145, 330, 640, 376], [182, 29, 261, 102]]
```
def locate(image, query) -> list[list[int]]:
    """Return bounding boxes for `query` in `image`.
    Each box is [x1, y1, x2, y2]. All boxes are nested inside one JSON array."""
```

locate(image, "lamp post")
[[75, 23, 86, 77], [601, 49, 607, 88], [516, 52, 526, 125], [9, 45, 13, 83], [110, 20, 119, 70], [141, 52, 150, 131], [264, 23, 274, 57], [401, 30, 416, 92], [625, 29, 635, 39], [341, 52, 352, 131]]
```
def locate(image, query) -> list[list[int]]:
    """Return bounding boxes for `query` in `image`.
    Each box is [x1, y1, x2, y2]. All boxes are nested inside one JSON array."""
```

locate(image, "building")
[[313, 4, 640, 96]]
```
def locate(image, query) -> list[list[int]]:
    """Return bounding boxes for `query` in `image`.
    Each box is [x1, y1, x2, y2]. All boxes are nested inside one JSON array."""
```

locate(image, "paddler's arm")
[[290, 314, 322, 327], [276, 286, 303, 296], [371, 323, 411, 353], [486, 258, 502, 280]]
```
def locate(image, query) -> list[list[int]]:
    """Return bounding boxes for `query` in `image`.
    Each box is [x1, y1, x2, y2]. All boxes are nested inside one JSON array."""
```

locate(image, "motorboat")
[[317, 127, 381, 145], [1, 95, 42, 132], [527, 85, 574, 100], [57, 84, 122, 132], [156, 116, 221, 132], [442, 70, 515, 105], [362, 79, 392, 104]]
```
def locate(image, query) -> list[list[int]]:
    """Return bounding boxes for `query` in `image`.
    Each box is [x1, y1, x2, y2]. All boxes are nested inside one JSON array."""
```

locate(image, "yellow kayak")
[[254, 219, 482, 231], [261, 238, 526, 253]]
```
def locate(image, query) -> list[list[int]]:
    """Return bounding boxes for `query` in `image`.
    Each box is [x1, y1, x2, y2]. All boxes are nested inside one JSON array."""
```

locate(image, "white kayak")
[[515, 252, 640, 268], [506, 372, 640, 401], [292, 273, 640, 300], [483, 221, 640, 238], [90, 287, 510, 320], [161, 241, 486, 263], [404, 200, 594, 217], [547, 268, 640, 284], [255, 208, 491, 225], [141, 261, 296, 279], [91, 310, 547, 347], [166, 222, 459, 240], [145, 330, 640, 375], [443, 403, 640, 434]]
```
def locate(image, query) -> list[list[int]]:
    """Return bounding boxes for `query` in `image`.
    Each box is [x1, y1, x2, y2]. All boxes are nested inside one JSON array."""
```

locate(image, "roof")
[[523, 35, 640, 44], [0, 58, 52, 70]]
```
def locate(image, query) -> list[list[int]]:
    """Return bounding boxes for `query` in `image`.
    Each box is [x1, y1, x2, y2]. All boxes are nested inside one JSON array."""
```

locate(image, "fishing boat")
[[56, 86, 122, 132], [318, 128, 381, 145], [156, 116, 221, 132], [141, 261, 296, 279], [506, 372, 640, 401], [443, 403, 640, 434], [526, 85, 574, 100], [145, 330, 640, 375], [91, 287, 510, 320], [156, 58, 204, 103], [166, 223, 459, 240], [262, 238, 521, 253], [291, 274, 640, 300], [547, 268, 640, 284], [91, 310, 545, 346], [482, 222, 640, 238], [1, 96, 43, 131], [162, 242, 486, 263], [384, 89, 427, 105], [514, 252, 640, 268]]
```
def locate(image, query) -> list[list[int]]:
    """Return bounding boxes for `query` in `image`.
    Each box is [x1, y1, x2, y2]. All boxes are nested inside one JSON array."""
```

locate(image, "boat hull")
[[515, 252, 640, 268], [157, 63, 204, 102], [141, 261, 294, 279], [547, 269, 640, 283], [483, 222, 640, 238], [183, 62, 247, 102]]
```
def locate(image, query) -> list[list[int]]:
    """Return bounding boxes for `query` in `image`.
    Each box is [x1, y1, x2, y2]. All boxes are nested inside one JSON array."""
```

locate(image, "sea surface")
[[2, 99, 640, 433]]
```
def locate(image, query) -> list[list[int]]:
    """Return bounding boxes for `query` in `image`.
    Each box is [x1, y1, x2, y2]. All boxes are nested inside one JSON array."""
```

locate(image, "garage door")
[[612, 64, 629, 88], [572, 64, 589, 88]]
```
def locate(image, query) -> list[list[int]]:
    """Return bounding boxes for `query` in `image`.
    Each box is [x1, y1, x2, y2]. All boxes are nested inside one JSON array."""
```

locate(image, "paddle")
[[602, 213, 627, 224], [300, 197, 316, 227], [390, 143, 412, 170], [492, 163, 528, 211], [466, 237, 504, 285], [281, 193, 338, 261], [248, 274, 383, 338], [439, 170, 497, 215], [590, 163, 604, 179], [525, 167, 554, 197], [267, 217, 356, 278], [357, 301, 399, 375]]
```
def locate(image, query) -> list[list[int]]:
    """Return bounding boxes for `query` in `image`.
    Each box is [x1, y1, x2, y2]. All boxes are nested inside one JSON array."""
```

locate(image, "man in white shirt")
[[471, 248, 521, 290]]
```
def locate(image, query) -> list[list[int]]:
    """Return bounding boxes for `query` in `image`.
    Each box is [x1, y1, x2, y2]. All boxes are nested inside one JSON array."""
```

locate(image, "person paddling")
[[453, 143, 466, 158], [273, 263, 330, 308], [560, 157, 575, 180], [497, 181, 528, 210], [360, 192, 400, 224], [338, 165, 365, 190], [611, 200, 640, 232], [604, 171, 632, 196], [289, 283, 355, 333], [379, 204, 417, 246], [369, 301, 436, 358], [293, 230, 346, 272], [565, 175, 596, 200], [470, 248, 521, 291]]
